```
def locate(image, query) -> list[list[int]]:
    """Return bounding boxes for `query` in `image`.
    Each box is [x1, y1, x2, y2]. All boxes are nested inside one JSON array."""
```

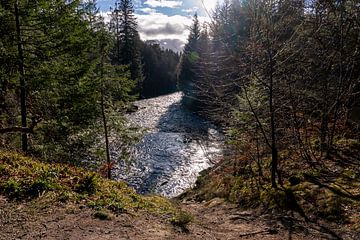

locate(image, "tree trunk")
[[100, 48, 111, 180], [15, 0, 28, 152], [269, 49, 278, 189]]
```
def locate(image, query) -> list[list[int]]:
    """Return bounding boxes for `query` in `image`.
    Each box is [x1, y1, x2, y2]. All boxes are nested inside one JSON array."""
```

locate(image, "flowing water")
[[113, 92, 223, 198]]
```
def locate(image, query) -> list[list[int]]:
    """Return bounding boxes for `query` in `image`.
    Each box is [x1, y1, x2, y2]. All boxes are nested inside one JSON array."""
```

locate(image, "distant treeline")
[[141, 41, 179, 98]]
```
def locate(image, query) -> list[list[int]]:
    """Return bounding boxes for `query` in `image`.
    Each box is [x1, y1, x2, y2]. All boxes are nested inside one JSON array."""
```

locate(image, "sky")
[[97, 0, 221, 52]]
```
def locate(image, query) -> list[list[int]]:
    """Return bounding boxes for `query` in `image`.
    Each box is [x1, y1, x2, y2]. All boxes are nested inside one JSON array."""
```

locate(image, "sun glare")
[[203, 0, 218, 11], [199, 0, 221, 15]]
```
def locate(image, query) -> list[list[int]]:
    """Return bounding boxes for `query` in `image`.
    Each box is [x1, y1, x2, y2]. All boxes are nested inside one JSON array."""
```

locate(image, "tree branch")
[[0, 117, 41, 134]]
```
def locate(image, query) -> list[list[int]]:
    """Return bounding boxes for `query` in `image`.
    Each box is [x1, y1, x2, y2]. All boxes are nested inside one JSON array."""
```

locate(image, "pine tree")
[[177, 13, 201, 108], [1, 0, 89, 151], [0, 0, 101, 157], [110, 0, 143, 93]]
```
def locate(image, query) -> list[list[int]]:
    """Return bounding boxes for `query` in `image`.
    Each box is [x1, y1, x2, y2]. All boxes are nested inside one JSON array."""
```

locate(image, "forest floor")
[[1, 195, 358, 240]]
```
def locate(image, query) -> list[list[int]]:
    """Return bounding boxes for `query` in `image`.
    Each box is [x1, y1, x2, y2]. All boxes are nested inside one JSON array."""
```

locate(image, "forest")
[[0, 0, 179, 164], [176, 0, 360, 231], [0, 0, 359, 239]]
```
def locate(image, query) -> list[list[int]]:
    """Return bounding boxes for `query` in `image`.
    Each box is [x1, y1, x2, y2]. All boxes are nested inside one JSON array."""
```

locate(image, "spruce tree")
[[1, 0, 101, 157], [177, 13, 201, 108], [110, 0, 143, 93]]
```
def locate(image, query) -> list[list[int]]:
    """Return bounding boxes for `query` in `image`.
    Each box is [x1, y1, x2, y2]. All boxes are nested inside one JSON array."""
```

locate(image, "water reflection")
[[113, 92, 222, 198]]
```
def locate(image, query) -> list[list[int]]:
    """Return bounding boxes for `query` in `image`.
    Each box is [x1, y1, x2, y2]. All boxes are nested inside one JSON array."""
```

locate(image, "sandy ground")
[[1, 196, 357, 240]]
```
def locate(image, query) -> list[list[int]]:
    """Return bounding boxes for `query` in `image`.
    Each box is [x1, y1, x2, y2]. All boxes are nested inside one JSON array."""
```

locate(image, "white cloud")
[[136, 12, 190, 43], [181, 6, 198, 13], [99, 9, 210, 51], [136, 11, 210, 50], [144, 0, 183, 8], [139, 7, 157, 14]]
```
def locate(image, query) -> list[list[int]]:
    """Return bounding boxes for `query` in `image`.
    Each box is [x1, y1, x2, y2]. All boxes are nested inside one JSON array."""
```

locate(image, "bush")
[[28, 177, 55, 197], [75, 173, 99, 195], [2, 179, 23, 199], [170, 210, 193, 231]]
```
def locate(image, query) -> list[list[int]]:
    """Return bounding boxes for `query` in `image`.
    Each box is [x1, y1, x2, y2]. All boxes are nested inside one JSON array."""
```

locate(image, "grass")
[[182, 139, 360, 228], [0, 151, 178, 217], [94, 210, 113, 220]]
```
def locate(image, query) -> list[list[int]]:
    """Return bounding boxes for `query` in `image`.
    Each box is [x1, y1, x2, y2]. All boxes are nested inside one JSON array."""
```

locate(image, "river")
[[113, 92, 223, 198]]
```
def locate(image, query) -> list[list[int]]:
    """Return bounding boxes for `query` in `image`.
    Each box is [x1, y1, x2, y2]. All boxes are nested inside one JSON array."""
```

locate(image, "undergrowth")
[[0, 151, 178, 217], [183, 138, 360, 229]]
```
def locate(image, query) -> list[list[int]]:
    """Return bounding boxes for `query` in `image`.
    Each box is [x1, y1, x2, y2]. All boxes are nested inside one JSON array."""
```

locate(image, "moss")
[[0, 164, 9, 176], [316, 191, 348, 221], [57, 191, 72, 203], [0, 151, 179, 217], [259, 186, 287, 209], [335, 138, 360, 149]]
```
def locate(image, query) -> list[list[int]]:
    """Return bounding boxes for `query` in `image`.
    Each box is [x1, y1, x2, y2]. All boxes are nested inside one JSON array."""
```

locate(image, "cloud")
[[136, 12, 191, 44], [144, 0, 183, 8], [141, 22, 186, 36], [181, 7, 198, 13], [136, 12, 210, 51], [139, 7, 157, 14], [99, 7, 210, 51], [158, 39, 186, 52]]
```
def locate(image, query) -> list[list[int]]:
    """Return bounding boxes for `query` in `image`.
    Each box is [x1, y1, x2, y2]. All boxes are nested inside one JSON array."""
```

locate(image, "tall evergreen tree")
[[0, 0, 95, 151], [110, 0, 143, 93], [177, 13, 201, 108]]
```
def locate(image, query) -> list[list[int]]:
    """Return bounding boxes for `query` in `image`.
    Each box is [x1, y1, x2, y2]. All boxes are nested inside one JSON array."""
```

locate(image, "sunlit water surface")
[[113, 92, 223, 198]]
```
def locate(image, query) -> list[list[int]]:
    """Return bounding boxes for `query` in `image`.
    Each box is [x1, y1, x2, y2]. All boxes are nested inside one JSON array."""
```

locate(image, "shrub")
[[2, 179, 23, 199], [170, 210, 193, 231], [75, 173, 99, 195], [28, 177, 55, 197]]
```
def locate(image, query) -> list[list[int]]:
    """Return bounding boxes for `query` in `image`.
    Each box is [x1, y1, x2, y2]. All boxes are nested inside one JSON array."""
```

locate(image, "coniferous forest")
[[178, 0, 359, 197], [0, 0, 359, 239], [0, 0, 179, 163]]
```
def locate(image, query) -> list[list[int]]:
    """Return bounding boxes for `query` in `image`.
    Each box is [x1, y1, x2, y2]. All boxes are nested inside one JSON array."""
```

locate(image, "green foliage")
[[188, 51, 200, 64], [3, 179, 23, 199], [110, 0, 143, 89], [140, 42, 179, 98], [0, 151, 179, 217], [75, 174, 99, 195], [170, 210, 193, 230], [177, 13, 201, 108], [0, 0, 136, 169], [28, 177, 56, 197]]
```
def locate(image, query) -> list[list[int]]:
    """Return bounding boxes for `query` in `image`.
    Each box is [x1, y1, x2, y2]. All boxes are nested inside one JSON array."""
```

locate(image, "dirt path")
[[181, 198, 357, 240], [1, 196, 356, 240]]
